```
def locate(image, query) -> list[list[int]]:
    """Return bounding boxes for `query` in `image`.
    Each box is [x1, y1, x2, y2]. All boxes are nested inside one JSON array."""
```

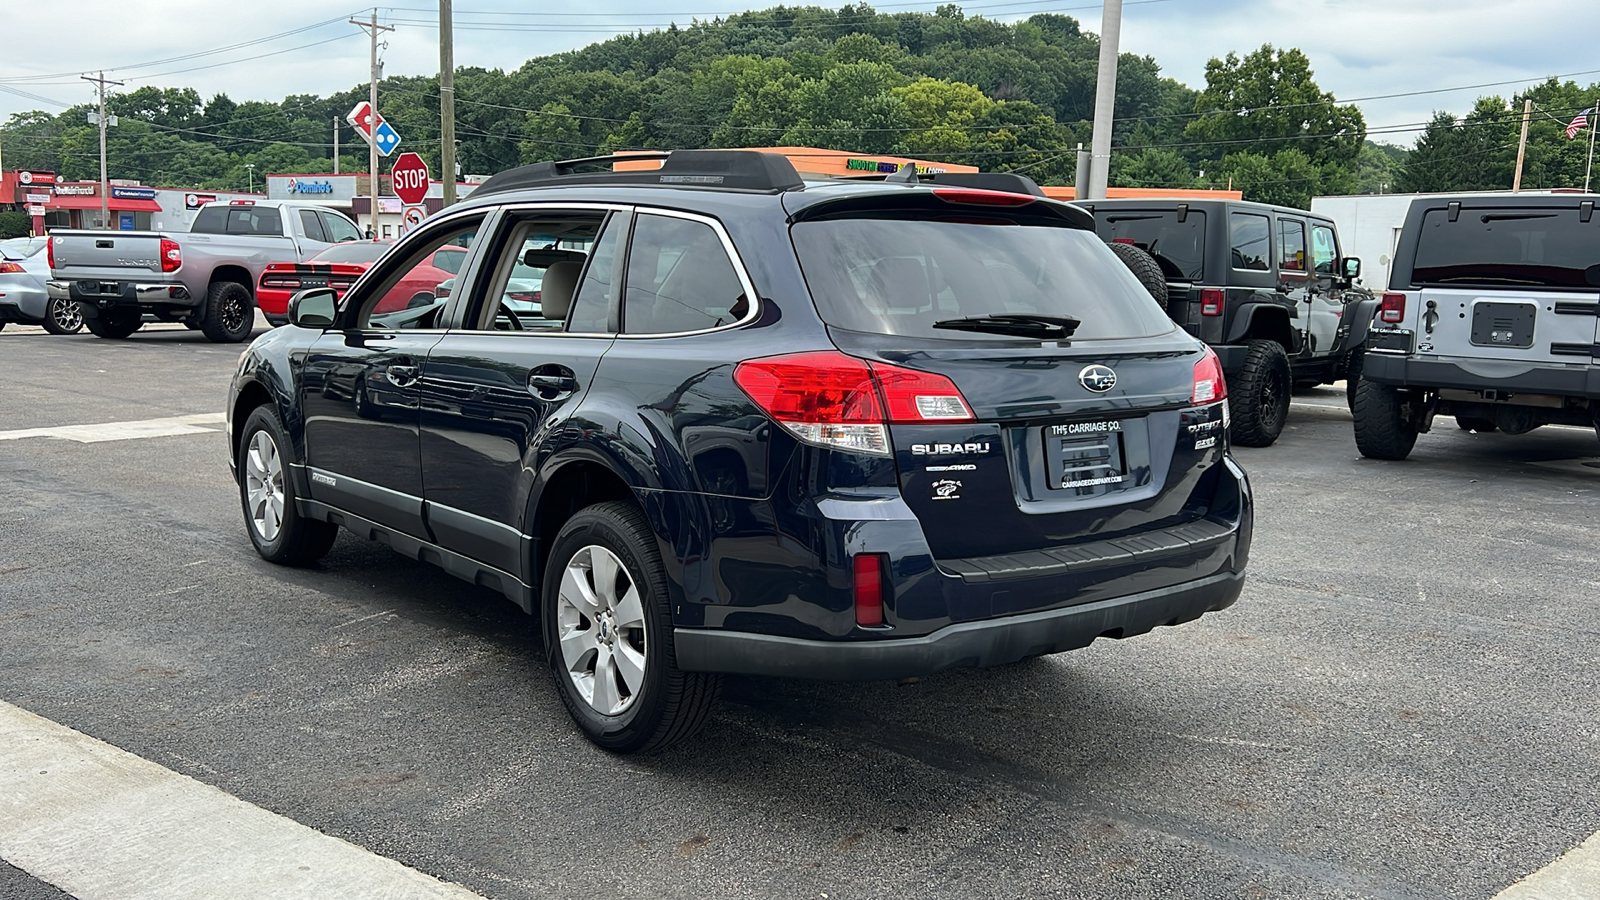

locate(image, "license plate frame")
[[1044, 420, 1128, 493]]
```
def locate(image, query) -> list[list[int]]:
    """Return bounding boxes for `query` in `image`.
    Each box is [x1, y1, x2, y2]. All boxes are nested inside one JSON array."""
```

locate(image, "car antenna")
[[885, 163, 919, 184]]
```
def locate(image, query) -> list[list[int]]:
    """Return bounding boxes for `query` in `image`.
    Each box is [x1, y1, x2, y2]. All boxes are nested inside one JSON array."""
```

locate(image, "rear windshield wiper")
[[932, 313, 1081, 339]]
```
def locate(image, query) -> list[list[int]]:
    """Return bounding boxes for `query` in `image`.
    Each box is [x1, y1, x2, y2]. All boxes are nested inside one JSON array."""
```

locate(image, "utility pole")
[[1512, 99, 1532, 192], [440, 0, 456, 207], [333, 118, 340, 174], [82, 71, 124, 229], [351, 13, 394, 236], [1587, 100, 1598, 193], [1086, 0, 1123, 200]]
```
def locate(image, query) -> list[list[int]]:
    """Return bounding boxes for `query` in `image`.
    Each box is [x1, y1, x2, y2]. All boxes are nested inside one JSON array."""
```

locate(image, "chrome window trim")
[[613, 206, 761, 340]]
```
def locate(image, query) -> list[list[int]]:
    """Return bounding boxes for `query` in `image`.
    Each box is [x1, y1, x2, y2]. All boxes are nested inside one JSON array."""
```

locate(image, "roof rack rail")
[[471, 149, 806, 196], [837, 165, 1048, 198]]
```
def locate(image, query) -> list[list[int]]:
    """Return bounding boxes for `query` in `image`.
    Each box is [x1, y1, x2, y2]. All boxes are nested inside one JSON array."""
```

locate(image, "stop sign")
[[391, 152, 429, 206]]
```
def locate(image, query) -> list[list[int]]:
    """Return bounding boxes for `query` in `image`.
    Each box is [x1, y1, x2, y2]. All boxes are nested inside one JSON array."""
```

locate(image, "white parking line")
[[1495, 831, 1600, 899], [0, 412, 226, 443], [0, 700, 488, 900]]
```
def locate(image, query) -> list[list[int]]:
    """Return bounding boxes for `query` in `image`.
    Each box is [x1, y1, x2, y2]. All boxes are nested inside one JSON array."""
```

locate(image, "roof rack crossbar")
[[471, 150, 805, 196]]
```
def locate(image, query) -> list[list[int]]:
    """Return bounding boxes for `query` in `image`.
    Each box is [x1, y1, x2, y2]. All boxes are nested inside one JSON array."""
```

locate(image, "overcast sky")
[[2, 0, 1597, 150]]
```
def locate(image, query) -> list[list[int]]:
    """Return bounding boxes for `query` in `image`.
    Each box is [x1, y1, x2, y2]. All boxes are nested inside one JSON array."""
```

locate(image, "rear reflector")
[[1192, 346, 1227, 405], [1200, 288, 1224, 317], [932, 188, 1035, 207], [853, 553, 886, 627], [1380, 291, 1406, 324]]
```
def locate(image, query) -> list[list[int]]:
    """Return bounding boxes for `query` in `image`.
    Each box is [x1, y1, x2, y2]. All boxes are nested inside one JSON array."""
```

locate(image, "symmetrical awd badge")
[[1079, 364, 1117, 393]]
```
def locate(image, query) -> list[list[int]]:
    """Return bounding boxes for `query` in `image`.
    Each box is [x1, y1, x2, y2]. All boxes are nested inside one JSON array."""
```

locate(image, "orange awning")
[[47, 195, 163, 212]]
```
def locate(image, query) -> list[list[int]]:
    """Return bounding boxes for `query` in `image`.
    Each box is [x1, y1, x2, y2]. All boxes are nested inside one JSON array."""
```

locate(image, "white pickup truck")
[[46, 200, 364, 342]]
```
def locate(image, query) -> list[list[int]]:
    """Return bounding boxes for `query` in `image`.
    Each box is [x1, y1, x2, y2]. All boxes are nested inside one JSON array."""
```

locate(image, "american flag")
[[1566, 107, 1594, 140]]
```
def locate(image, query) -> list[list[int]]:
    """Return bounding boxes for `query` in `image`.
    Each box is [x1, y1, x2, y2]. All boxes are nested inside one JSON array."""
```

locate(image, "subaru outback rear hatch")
[[782, 186, 1233, 610]]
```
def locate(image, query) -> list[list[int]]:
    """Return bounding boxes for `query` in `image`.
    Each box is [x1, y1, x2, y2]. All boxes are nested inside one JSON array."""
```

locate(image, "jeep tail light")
[[853, 553, 887, 627], [1192, 346, 1227, 405], [1380, 291, 1406, 324], [160, 237, 181, 273], [1200, 288, 1224, 317], [734, 351, 974, 456]]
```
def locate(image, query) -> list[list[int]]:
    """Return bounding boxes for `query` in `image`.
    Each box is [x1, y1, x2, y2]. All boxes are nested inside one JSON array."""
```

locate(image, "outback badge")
[[1079, 364, 1117, 393]]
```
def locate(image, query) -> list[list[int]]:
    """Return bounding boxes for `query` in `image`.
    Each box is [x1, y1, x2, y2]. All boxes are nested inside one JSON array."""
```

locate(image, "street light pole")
[[245, 163, 255, 194], [1086, 0, 1123, 200]]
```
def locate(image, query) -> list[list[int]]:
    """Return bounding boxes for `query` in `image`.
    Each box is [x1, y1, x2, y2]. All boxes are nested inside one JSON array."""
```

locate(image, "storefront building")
[[266, 174, 478, 239]]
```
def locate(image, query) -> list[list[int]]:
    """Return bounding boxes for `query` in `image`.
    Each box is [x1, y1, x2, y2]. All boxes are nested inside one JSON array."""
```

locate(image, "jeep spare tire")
[[1106, 241, 1168, 306]]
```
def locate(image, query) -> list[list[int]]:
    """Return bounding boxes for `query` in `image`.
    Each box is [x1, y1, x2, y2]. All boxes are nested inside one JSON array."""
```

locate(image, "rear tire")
[[542, 501, 720, 754], [1229, 339, 1291, 447], [42, 295, 84, 335], [238, 405, 339, 565], [201, 281, 255, 343], [1106, 241, 1168, 306], [1353, 380, 1420, 460], [83, 308, 142, 339]]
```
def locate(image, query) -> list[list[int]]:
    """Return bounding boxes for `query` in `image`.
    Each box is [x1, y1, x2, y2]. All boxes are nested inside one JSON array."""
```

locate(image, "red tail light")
[[1380, 291, 1406, 324], [1200, 288, 1224, 317], [0, 261, 24, 274], [733, 351, 974, 456], [47, 238, 55, 270], [853, 553, 887, 627], [160, 237, 181, 273], [260, 274, 301, 289], [932, 188, 1035, 207], [1192, 346, 1227, 405]]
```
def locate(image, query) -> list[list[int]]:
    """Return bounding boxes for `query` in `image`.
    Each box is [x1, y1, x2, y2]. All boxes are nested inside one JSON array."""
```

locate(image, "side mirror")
[[1342, 257, 1362, 279], [288, 288, 337, 328]]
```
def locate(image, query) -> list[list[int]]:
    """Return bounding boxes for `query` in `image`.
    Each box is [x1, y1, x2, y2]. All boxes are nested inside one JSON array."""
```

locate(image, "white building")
[[264, 173, 478, 239]]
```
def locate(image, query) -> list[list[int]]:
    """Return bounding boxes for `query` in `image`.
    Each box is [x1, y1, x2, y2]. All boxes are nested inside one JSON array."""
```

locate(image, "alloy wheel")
[[50, 297, 83, 333], [556, 544, 648, 716], [221, 294, 247, 335], [244, 430, 285, 542]]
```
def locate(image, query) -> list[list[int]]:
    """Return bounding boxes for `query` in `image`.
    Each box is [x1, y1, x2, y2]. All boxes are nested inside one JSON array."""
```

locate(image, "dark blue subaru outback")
[[227, 151, 1251, 753]]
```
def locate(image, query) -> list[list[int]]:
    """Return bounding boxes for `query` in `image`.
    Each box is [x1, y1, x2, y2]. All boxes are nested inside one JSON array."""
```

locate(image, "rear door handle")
[[528, 368, 579, 401], [386, 364, 421, 387]]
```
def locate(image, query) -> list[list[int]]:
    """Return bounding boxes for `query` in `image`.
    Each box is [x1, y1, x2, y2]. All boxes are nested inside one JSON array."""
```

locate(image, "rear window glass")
[[1229, 213, 1270, 271], [791, 219, 1174, 341], [309, 242, 393, 264], [191, 206, 282, 236], [1412, 207, 1600, 288], [1095, 210, 1205, 281]]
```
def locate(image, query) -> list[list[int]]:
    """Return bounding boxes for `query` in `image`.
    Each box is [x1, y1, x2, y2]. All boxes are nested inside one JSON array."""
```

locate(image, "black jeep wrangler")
[[1083, 198, 1376, 446]]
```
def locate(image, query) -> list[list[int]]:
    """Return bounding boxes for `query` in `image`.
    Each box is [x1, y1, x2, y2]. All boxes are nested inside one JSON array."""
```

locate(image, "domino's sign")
[[287, 178, 334, 195]]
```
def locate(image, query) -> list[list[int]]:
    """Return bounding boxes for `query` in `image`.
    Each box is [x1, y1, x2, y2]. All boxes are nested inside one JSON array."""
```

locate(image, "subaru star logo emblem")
[[1079, 365, 1117, 393]]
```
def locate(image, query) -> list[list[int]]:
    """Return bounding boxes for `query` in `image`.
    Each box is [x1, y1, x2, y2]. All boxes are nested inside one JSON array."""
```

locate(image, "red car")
[[257, 240, 470, 325]]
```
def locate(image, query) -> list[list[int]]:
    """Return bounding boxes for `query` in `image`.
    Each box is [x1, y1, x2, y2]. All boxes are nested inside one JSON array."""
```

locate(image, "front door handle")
[[528, 367, 579, 401], [386, 364, 421, 387]]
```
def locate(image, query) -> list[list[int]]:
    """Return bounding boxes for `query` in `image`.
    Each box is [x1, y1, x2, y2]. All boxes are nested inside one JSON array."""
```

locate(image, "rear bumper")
[[1363, 351, 1600, 400], [675, 569, 1244, 680], [0, 285, 48, 321], [50, 279, 193, 310]]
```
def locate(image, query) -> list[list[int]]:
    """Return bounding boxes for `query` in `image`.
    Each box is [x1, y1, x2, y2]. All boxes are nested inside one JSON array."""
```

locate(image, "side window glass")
[[299, 209, 327, 243], [356, 220, 482, 330], [1278, 219, 1306, 272], [622, 214, 747, 334], [475, 224, 593, 332], [566, 215, 625, 334], [1229, 213, 1270, 271], [320, 211, 363, 243], [1312, 225, 1339, 275]]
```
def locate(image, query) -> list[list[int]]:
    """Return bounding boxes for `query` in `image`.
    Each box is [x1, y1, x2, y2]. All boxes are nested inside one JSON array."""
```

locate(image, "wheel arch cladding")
[[529, 460, 637, 596], [230, 380, 274, 471], [1231, 303, 1295, 350]]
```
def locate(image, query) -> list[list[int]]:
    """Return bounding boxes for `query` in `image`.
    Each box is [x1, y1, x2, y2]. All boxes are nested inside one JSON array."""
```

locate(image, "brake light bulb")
[[1192, 346, 1227, 405]]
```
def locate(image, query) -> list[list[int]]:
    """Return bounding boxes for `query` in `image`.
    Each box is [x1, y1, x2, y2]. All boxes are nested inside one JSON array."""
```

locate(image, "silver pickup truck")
[[47, 200, 363, 343]]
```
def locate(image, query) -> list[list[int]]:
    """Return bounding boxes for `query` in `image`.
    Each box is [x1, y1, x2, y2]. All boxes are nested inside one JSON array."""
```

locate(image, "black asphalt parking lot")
[[2, 322, 1597, 899]]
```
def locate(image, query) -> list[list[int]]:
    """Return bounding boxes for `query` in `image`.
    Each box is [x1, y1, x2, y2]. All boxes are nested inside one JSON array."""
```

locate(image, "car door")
[[1275, 215, 1319, 354], [1309, 220, 1351, 350], [417, 206, 626, 576], [299, 212, 488, 539]]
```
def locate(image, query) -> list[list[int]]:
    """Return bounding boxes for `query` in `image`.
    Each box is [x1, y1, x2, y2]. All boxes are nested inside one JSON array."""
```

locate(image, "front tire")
[[1353, 380, 1420, 460], [238, 405, 339, 565], [542, 501, 720, 754], [42, 295, 84, 334], [1229, 339, 1291, 447], [201, 282, 255, 343], [83, 308, 142, 339]]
